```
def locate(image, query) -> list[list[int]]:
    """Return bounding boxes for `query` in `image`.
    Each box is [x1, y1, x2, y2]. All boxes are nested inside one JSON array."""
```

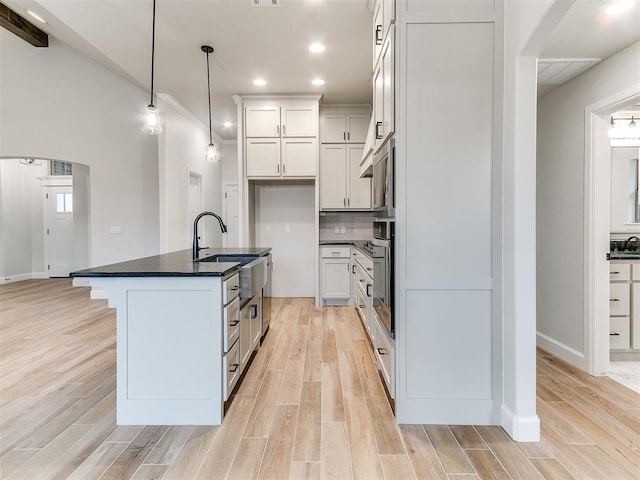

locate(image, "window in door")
[[56, 193, 73, 213]]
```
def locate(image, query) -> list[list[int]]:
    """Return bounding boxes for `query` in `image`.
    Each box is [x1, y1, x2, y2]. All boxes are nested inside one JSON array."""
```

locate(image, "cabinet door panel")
[[373, 63, 384, 153], [348, 145, 371, 209], [321, 114, 347, 143], [320, 145, 347, 209], [245, 106, 280, 137], [247, 139, 280, 177], [633, 283, 640, 349], [322, 259, 351, 299], [282, 138, 316, 176], [347, 114, 370, 143], [282, 106, 316, 137], [382, 27, 395, 142]]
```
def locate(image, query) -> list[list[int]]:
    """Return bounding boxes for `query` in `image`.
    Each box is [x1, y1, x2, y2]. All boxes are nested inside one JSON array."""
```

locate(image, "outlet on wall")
[[340, 226, 346, 234], [335, 226, 340, 233]]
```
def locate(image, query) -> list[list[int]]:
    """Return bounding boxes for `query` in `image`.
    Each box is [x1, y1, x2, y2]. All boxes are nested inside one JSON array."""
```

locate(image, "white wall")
[[157, 95, 224, 253], [0, 31, 159, 267], [221, 141, 238, 184], [611, 147, 640, 233], [253, 182, 315, 297], [537, 42, 640, 361], [0, 160, 48, 280]]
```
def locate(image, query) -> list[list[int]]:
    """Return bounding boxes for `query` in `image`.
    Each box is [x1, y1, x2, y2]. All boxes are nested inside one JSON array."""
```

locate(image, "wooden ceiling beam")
[[0, 2, 48, 47]]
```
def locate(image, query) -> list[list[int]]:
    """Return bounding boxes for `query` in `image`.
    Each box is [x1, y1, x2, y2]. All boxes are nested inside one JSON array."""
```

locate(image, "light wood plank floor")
[[1, 279, 639, 480]]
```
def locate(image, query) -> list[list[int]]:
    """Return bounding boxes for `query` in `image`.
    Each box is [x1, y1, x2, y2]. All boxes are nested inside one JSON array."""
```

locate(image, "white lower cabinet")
[[374, 312, 394, 398], [610, 261, 639, 353], [633, 277, 640, 349], [320, 246, 351, 304], [610, 316, 631, 350], [223, 338, 240, 400]]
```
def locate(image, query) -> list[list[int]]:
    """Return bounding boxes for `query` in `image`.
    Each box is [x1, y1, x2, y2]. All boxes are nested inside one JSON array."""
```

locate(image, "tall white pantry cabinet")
[[394, 0, 508, 429]]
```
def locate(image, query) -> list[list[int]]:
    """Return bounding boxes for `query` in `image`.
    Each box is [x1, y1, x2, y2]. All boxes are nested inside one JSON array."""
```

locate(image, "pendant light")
[[202, 45, 217, 162], [142, 0, 162, 134]]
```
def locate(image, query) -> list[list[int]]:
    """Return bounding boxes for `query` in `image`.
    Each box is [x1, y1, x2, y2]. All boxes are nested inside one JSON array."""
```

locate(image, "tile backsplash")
[[320, 212, 374, 241]]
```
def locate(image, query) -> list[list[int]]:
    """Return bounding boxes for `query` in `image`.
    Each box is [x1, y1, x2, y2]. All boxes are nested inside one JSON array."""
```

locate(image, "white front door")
[[223, 183, 239, 247], [44, 186, 74, 277]]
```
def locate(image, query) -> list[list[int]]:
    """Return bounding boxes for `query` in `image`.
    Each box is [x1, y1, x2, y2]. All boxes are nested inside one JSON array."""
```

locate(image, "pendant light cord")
[[149, 0, 156, 107], [206, 50, 213, 145]]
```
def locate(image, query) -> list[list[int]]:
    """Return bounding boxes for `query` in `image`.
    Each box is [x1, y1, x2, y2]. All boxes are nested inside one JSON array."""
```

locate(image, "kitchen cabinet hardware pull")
[[359, 279, 366, 283], [283, 125, 286, 136], [230, 320, 240, 326], [332, 252, 340, 256], [375, 121, 383, 139], [610, 298, 620, 302], [230, 286, 239, 291], [347, 131, 350, 141], [229, 363, 239, 373], [347, 197, 350, 207], [343, 131, 346, 141], [277, 164, 280, 174], [347, 263, 350, 271], [366, 267, 372, 271], [250, 304, 258, 319], [610, 271, 620, 274], [283, 164, 286, 174], [277, 125, 280, 136], [344, 198, 347, 207], [366, 284, 372, 297], [377, 347, 388, 355], [359, 304, 366, 308], [610, 333, 620, 336], [352, 265, 356, 274], [375, 25, 383, 45]]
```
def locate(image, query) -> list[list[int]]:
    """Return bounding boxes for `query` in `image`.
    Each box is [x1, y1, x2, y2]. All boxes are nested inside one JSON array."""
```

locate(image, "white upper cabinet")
[[373, 0, 395, 65], [320, 144, 370, 210], [244, 97, 319, 179], [245, 103, 316, 138], [321, 113, 370, 143], [373, 26, 395, 153]]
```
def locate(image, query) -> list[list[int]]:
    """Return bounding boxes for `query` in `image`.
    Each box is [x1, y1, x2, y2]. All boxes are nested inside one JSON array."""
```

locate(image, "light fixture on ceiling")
[[202, 45, 217, 162], [311, 78, 325, 86], [309, 42, 325, 53], [603, 0, 636, 15], [223, 121, 233, 128], [19, 158, 42, 166], [27, 10, 46, 24], [609, 115, 639, 140], [142, 0, 162, 135], [253, 78, 267, 86]]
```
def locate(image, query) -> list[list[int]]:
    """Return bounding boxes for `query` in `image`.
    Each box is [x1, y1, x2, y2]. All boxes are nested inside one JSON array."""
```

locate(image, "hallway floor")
[[1, 279, 639, 479]]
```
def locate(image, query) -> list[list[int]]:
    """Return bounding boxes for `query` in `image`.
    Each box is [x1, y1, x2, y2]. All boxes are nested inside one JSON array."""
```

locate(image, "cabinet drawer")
[[610, 316, 630, 350], [356, 286, 368, 327], [610, 263, 630, 281], [223, 274, 240, 305], [353, 249, 373, 272], [321, 246, 351, 258], [223, 338, 241, 400], [374, 313, 394, 398], [610, 283, 630, 316], [224, 297, 240, 353]]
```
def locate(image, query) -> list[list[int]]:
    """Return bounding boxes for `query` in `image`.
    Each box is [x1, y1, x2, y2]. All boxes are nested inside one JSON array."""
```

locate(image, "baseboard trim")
[[1, 272, 49, 284], [501, 405, 540, 442], [536, 331, 588, 371]]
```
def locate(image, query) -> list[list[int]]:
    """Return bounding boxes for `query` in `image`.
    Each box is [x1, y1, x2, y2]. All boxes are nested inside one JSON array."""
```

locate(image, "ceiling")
[[3, 0, 640, 139]]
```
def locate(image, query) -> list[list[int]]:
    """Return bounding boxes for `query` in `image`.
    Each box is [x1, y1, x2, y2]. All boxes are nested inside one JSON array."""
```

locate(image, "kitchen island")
[[71, 248, 270, 425]]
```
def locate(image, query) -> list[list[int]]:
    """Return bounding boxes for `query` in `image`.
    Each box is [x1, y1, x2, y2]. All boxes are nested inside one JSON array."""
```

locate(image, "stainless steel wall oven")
[[372, 219, 394, 338]]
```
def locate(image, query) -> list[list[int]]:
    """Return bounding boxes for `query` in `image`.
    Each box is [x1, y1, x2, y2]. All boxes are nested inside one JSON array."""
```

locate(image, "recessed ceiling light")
[[253, 78, 267, 86], [603, 0, 636, 15], [309, 43, 325, 53], [311, 79, 325, 86], [223, 121, 233, 128], [27, 10, 47, 24]]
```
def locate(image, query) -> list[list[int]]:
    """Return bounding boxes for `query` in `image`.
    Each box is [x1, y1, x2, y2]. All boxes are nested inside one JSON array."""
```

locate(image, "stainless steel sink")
[[198, 254, 266, 299], [197, 255, 257, 265]]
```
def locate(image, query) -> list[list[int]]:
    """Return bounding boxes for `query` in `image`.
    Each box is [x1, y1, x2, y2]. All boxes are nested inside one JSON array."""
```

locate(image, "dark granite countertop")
[[319, 240, 371, 256], [70, 248, 271, 278], [610, 252, 640, 260]]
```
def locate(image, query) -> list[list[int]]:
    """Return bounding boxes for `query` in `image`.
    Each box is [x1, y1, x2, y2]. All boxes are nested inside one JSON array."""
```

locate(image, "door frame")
[[585, 85, 640, 375]]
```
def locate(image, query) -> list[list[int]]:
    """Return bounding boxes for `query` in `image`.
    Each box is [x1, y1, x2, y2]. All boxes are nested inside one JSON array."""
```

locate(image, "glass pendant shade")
[[142, 104, 162, 135], [206, 142, 217, 162]]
